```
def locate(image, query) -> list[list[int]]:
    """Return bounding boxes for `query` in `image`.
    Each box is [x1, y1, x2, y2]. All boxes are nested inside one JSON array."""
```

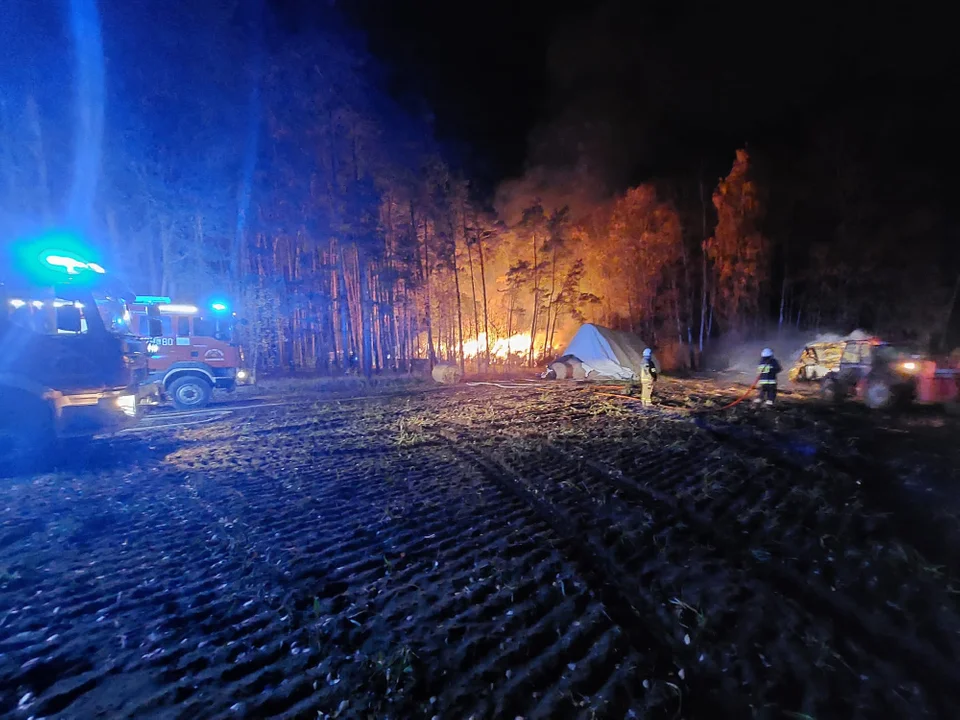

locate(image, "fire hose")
[[593, 375, 761, 414]]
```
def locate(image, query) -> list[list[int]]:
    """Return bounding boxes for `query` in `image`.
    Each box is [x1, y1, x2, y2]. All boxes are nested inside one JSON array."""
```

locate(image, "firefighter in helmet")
[[640, 347, 659, 407], [755, 347, 782, 405]]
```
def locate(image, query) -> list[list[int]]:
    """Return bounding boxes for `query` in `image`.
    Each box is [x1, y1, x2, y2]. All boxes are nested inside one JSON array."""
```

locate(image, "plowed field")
[[2, 378, 959, 719]]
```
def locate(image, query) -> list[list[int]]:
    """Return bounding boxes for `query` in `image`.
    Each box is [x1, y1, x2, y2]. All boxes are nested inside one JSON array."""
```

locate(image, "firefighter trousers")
[[640, 382, 654, 407], [759, 384, 777, 402]]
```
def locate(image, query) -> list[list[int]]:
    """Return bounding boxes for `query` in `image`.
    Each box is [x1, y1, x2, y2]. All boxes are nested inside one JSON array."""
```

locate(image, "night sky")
[[336, 1, 957, 192], [340, 0, 581, 185]]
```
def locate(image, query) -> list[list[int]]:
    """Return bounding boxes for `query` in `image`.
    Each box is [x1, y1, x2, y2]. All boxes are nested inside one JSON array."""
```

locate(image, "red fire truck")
[[129, 296, 252, 410], [1, 239, 162, 470]]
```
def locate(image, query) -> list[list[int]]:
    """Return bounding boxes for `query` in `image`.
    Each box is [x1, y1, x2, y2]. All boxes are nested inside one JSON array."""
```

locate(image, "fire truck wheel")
[[168, 376, 212, 411]]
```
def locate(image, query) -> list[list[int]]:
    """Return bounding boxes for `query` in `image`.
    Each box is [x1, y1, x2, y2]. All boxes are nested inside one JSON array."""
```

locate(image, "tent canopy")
[[555, 324, 650, 380]]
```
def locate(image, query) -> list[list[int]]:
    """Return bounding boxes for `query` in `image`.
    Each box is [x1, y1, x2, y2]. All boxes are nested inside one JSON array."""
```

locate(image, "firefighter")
[[756, 347, 782, 405], [640, 347, 659, 407]]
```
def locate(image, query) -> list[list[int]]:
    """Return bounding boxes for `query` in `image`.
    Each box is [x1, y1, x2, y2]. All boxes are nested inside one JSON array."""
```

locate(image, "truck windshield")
[[94, 296, 134, 335], [193, 315, 236, 342]]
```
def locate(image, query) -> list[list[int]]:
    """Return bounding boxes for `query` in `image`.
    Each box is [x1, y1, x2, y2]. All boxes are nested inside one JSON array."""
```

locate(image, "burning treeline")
[[184, 146, 801, 375], [231, 148, 770, 375]]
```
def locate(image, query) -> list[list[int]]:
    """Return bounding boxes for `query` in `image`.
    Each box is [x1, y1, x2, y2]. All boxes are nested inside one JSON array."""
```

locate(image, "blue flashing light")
[[10, 231, 107, 285], [135, 295, 172, 305], [211, 301, 229, 313], [44, 253, 88, 274], [39, 252, 107, 276]]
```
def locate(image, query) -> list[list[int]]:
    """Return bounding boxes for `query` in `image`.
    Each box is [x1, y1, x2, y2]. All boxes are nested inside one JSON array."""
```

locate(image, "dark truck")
[[1, 244, 162, 470]]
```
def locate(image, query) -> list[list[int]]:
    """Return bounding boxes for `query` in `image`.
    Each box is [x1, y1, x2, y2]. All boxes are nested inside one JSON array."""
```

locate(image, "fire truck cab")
[[130, 297, 251, 410], [1, 239, 162, 470]]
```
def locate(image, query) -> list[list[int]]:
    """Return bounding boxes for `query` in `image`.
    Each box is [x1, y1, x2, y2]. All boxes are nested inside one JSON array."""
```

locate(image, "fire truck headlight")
[[116, 394, 137, 417], [901, 361, 917, 372], [236, 369, 249, 381], [147, 342, 160, 354]]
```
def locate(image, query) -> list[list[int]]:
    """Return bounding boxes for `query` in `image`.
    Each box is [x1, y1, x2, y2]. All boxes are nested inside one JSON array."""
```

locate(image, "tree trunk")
[[358, 248, 374, 377], [528, 232, 540, 366], [542, 242, 559, 358], [549, 299, 565, 350], [420, 217, 436, 367], [673, 277, 684, 345], [506, 293, 515, 364], [698, 170, 709, 353], [337, 242, 351, 366], [464, 230, 482, 370], [707, 290, 715, 339], [477, 233, 491, 369], [452, 237, 466, 375]]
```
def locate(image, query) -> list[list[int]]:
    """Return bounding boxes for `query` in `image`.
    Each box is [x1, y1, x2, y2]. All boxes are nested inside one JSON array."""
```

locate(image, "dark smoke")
[[498, 1, 957, 217]]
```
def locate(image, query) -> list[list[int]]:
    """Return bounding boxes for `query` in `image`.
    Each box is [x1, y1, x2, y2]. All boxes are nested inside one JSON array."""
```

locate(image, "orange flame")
[[462, 332, 533, 360]]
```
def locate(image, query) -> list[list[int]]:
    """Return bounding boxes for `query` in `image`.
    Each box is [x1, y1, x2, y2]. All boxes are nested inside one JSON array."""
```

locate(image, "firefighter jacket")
[[758, 357, 782, 386], [640, 358, 658, 384]]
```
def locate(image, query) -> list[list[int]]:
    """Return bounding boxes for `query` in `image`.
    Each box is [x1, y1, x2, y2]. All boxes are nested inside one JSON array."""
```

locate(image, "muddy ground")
[[2, 377, 959, 719]]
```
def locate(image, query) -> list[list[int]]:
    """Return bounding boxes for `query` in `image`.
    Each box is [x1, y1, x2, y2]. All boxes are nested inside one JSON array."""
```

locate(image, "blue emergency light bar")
[[135, 295, 172, 304], [211, 302, 228, 312], [6, 232, 109, 285], [43, 253, 106, 274]]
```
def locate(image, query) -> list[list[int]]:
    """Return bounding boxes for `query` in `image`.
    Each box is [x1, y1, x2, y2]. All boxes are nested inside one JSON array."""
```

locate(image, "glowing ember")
[[462, 333, 533, 360]]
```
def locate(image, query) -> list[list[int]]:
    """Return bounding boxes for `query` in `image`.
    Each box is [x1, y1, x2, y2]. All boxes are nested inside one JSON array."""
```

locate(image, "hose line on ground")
[[591, 375, 761, 414]]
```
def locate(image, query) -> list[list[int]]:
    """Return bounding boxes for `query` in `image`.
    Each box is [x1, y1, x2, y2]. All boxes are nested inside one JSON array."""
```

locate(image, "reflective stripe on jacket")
[[640, 358, 658, 383], [758, 358, 782, 385]]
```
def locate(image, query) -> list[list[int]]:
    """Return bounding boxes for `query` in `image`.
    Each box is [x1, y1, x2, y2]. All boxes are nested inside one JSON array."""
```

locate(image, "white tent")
[[551, 324, 651, 381]]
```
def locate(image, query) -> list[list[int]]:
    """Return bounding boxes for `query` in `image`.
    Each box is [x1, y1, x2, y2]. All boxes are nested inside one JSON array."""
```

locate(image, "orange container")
[[915, 360, 959, 404]]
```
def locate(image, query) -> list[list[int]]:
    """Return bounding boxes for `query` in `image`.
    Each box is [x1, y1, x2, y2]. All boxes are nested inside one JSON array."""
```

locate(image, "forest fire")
[[462, 332, 535, 360]]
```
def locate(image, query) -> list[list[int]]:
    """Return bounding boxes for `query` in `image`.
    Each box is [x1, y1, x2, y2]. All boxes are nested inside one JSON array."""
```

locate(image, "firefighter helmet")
[[643, 348, 652, 358], [761, 347, 773, 358]]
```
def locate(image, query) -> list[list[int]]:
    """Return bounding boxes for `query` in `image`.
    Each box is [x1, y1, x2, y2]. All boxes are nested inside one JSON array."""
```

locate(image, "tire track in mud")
[[699, 406, 960, 573], [434, 428, 748, 718], [436, 423, 954, 718], [684, 413, 960, 657], [0, 400, 665, 719], [584, 444, 960, 708], [174, 438, 669, 720]]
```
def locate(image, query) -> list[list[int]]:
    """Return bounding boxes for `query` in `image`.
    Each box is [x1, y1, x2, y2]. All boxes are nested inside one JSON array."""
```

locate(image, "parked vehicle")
[[1, 241, 161, 470], [818, 338, 960, 410], [129, 296, 252, 410]]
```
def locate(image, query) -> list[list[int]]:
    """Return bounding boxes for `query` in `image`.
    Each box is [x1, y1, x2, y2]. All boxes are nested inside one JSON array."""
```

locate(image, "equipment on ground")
[[818, 338, 960, 410], [1, 239, 161, 470], [790, 330, 878, 382], [129, 296, 252, 410], [546, 324, 656, 381]]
